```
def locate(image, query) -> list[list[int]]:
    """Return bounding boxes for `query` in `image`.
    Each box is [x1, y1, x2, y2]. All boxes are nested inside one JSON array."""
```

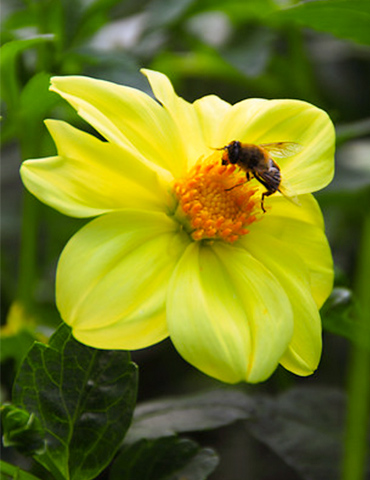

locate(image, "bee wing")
[[259, 142, 303, 159]]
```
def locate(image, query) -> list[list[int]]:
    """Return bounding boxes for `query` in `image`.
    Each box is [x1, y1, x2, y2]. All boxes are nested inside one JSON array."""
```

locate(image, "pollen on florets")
[[173, 153, 259, 243]]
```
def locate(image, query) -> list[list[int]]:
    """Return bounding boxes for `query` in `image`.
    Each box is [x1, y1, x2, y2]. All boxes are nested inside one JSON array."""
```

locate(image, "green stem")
[[0, 460, 42, 480], [17, 190, 39, 311], [342, 212, 370, 480], [16, 105, 43, 312]]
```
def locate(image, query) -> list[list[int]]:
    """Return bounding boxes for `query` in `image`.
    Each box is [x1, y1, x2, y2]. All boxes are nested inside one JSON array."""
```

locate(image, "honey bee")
[[220, 140, 302, 212]]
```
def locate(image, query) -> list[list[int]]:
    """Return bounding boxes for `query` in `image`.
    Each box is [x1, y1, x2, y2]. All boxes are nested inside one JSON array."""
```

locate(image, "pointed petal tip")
[[140, 67, 151, 76], [49, 75, 65, 92]]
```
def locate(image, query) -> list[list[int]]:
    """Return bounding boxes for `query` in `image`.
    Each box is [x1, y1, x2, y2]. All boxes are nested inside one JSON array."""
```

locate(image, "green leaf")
[[146, 0, 197, 30], [191, 0, 278, 23], [12, 323, 138, 480], [220, 27, 275, 78], [273, 0, 370, 46], [151, 47, 235, 85], [246, 387, 347, 480], [75, 0, 127, 43], [126, 389, 254, 443], [18, 72, 60, 157], [0, 460, 42, 480], [19, 73, 58, 124], [1, 6, 38, 31], [322, 287, 370, 350], [110, 436, 219, 480], [0, 36, 54, 109]]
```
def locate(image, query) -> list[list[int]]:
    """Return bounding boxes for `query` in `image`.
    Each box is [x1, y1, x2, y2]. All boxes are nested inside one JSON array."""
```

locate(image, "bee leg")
[[225, 181, 247, 192], [253, 173, 276, 214], [261, 190, 274, 213], [261, 193, 267, 213], [225, 172, 251, 192]]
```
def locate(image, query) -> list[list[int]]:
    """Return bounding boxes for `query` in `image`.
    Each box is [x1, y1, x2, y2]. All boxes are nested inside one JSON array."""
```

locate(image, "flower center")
[[174, 153, 259, 243]]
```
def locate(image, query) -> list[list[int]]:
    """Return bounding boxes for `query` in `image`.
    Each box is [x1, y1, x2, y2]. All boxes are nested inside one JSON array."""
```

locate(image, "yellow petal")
[[250, 194, 333, 308], [56, 210, 190, 349], [20, 120, 173, 217], [219, 98, 335, 194], [50, 75, 186, 176], [141, 69, 209, 167], [166, 242, 293, 384], [216, 97, 268, 143], [193, 94, 231, 151], [242, 231, 322, 376]]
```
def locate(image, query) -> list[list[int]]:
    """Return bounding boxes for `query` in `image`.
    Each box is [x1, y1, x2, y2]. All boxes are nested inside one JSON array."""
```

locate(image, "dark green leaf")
[[71, 0, 125, 45], [0, 460, 42, 480], [322, 287, 370, 349], [220, 27, 275, 78], [246, 387, 346, 480], [110, 436, 219, 480], [126, 389, 254, 443], [168, 447, 219, 480], [1, 404, 45, 456], [80, 49, 142, 86], [273, 0, 370, 46], [13, 323, 138, 480], [146, 0, 197, 30]]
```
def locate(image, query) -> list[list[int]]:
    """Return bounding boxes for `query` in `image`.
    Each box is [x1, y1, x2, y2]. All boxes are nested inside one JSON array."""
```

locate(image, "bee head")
[[223, 141, 240, 165]]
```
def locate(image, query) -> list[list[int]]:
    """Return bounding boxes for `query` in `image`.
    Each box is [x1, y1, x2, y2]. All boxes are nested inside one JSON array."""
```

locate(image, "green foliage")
[[11, 324, 138, 480], [0, 36, 54, 110], [124, 387, 350, 479], [146, 0, 198, 30], [17, 73, 60, 155], [191, 0, 278, 22], [0, 329, 37, 370], [273, 0, 370, 46], [126, 389, 254, 443], [322, 288, 370, 350], [0, 343, 360, 480], [0, 460, 42, 480], [19, 73, 58, 130], [111, 437, 219, 480], [70, 0, 128, 45], [1, 404, 45, 456], [246, 387, 348, 480]]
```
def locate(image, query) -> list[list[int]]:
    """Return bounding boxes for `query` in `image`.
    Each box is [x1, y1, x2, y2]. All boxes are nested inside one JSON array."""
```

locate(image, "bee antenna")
[[209, 145, 226, 151]]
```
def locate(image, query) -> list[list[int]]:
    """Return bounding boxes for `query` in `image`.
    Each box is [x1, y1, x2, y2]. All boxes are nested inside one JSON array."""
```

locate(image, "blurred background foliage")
[[1, 0, 370, 479]]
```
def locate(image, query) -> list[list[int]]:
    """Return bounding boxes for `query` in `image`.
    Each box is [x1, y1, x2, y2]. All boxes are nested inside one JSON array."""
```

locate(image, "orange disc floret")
[[174, 154, 259, 243]]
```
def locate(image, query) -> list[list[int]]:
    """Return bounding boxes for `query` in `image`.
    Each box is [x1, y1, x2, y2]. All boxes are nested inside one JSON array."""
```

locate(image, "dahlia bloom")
[[20, 69, 335, 383]]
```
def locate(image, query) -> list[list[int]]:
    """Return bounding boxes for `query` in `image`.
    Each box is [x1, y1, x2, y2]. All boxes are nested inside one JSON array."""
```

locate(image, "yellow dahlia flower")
[[20, 69, 335, 383]]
